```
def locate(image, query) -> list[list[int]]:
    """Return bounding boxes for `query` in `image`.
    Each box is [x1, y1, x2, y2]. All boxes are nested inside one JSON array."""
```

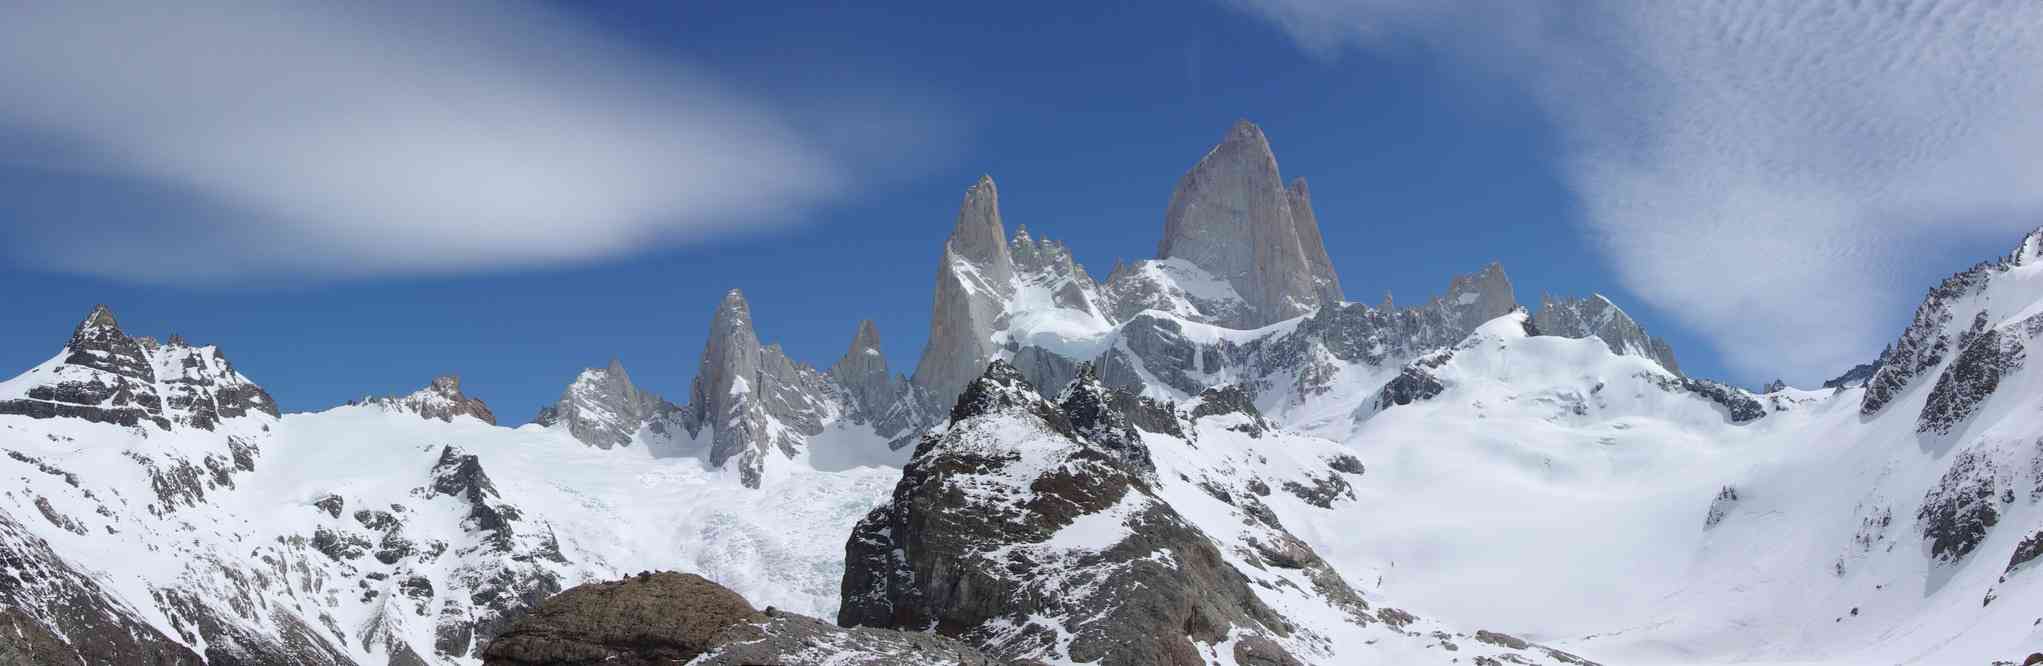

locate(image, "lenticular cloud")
[[0, 2, 937, 282]]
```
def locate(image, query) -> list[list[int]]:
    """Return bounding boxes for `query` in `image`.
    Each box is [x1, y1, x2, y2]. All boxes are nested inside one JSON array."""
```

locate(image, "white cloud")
[[0, 2, 953, 282], [1228, 0, 2043, 382]]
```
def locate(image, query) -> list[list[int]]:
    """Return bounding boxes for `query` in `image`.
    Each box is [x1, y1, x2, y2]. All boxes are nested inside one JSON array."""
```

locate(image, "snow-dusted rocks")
[[0, 305, 277, 431], [1156, 120, 1342, 328], [0, 507, 205, 664], [685, 289, 866, 487], [354, 375, 497, 425], [840, 361, 1590, 665], [1532, 293, 1682, 375], [1859, 229, 2043, 416], [1918, 311, 2034, 435], [532, 359, 677, 450], [1918, 446, 2003, 564], [840, 360, 1311, 664]]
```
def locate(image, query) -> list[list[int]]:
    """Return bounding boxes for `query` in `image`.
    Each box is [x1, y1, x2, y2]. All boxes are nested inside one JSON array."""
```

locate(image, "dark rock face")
[[840, 361, 1301, 665], [1918, 311, 2030, 435], [389, 445, 570, 660], [1919, 448, 2002, 563], [0, 305, 277, 431], [1189, 384, 1273, 437], [0, 507, 205, 665], [1056, 363, 1156, 478], [424, 445, 539, 556], [1823, 361, 1881, 390], [1704, 486, 1740, 529], [149, 339, 281, 430], [481, 572, 762, 666], [1372, 350, 1454, 415], [2005, 531, 2043, 576], [1643, 374, 1767, 424], [1856, 230, 2043, 416]]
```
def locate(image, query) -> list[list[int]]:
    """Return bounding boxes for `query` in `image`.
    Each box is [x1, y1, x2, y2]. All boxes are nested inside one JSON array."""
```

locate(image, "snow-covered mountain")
[[2, 120, 2040, 665]]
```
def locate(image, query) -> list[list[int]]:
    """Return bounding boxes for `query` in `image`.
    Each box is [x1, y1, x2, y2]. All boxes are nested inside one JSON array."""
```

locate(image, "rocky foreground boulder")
[[482, 571, 1001, 666]]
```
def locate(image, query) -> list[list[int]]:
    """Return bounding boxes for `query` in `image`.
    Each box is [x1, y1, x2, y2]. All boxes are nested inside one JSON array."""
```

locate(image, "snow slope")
[[1274, 242, 2043, 664]]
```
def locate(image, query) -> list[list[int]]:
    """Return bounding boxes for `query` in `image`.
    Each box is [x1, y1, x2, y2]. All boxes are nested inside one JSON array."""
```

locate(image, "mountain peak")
[[946, 175, 1012, 276], [1225, 118, 1268, 146], [2010, 226, 2043, 266], [1158, 119, 1341, 327], [356, 376, 496, 425], [1533, 292, 1683, 375], [848, 320, 882, 357], [431, 375, 463, 395], [77, 303, 119, 331], [913, 176, 1022, 403], [69, 304, 128, 349], [1431, 262, 1518, 333], [946, 359, 1068, 430], [536, 358, 671, 450]]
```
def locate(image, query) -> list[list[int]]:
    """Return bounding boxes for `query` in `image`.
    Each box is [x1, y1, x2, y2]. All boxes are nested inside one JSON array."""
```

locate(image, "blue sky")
[[1, 1, 2038, 419]]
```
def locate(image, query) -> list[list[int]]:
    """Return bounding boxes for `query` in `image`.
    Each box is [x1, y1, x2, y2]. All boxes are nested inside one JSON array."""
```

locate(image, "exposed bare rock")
[[685, 289, 844, 487], [913, 175, 1020, 406], [1533, 293, 1682, 375], [484, 572, 1004, 666], [481, 572, 761, 666], [0, 305, 276, 431], [0, 507, 205, 664], [533, 359, 678, 449], [1157, 120, 1342, 328], [353, 375, 496, 425]]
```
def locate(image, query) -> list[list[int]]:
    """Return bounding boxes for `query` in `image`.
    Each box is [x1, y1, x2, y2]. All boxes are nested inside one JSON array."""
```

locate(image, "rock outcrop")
[[826, 319, 930, 438], [1917, 311, 2034, 435], [841, 361, 1303, 665], [1097, 262, 1517, 407], [0, 305, 277, 430], [533, 359, 678, 449], [480, 572, 762, 665], [1533, 293, 1682, 375], [685, 289, 856, 487], [483, 572, 1001, 666], [1861, 229, 2043, 416], [1155, 120, 1343, 328], [354, 375, 496, 425], [0, 507, 206, 664], [913, 176, 1022, 406]]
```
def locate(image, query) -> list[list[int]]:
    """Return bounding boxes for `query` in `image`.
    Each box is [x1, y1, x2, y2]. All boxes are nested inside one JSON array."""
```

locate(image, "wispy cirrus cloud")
[[0, 2, 956, 282], [1227, 0, 2043, 382]]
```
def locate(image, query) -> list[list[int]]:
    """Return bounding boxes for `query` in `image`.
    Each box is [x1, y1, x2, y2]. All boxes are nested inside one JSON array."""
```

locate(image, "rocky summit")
[[1156, 120, 1343, 328], [353, 375, 497, 425], [1, 121, 2041, 665]]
